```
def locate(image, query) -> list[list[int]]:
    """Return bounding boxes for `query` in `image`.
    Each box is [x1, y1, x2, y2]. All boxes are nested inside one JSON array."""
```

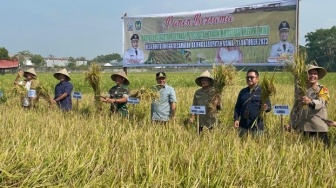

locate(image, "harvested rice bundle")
[[286, 52, 308, 107], [11, 84, 27, 98], [260, 72, 276, 118], [209, 64, 237, 115], [130, 86, 160, 101], [212, 64, 237, 94], [36, 83, 53, 104], [84, 63, 103, 110], [260, 72, 276, 106]]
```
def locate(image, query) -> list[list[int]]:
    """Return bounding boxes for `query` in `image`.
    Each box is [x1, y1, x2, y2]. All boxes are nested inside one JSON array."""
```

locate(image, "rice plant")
[[84, 62, 103, 111]]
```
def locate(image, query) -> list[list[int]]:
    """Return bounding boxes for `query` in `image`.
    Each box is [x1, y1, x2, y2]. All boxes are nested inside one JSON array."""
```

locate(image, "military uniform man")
[[269, 21, 295, 59], [123, 34, 145, 65], [101, 71, 130, 117]]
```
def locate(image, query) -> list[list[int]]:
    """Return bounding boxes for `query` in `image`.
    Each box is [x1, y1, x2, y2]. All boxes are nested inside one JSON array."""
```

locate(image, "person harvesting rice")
[[233, 69, 272, 137], [288, 64, 331, 147], [101, 71, 130, 117], [13, 68, 39, 108], [51, 68, 73, 111], [189, 70, 222, 132]]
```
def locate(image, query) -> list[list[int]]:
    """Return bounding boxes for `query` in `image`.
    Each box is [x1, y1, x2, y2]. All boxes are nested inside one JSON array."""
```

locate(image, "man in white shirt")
[[269, 21, 295, 60], [123, 34, 145, 64]]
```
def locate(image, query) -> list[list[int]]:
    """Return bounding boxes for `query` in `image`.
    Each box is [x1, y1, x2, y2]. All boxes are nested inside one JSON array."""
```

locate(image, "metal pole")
[[132, 104, 135, 120], [280, 115, 284, 134], [197, 114, 200, 134]]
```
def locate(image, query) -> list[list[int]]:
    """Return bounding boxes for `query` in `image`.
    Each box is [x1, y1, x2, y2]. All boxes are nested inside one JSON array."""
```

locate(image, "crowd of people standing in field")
[[12, 65, 336, 147]]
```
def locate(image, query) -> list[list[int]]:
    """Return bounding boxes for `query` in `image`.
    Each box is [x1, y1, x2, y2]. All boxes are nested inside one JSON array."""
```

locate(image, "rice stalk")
[[283, 52, 310, 129], [84, 63, 102, 110], [209, 64, 238, 115], [260, 72, 276, 118], [285, 52, 308, 108], [11, 84, 27, 98], [36, 83, 53, 104], [212, 64, 237, 94], [130, 86, 160, 102]]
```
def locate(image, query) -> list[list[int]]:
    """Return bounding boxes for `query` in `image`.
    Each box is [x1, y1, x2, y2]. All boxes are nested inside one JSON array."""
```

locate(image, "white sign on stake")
[[273, 105, 290, 115], [73, 92, 82, 99], [127, 97, 140, 104], [0, 90, 3, 97], [190, 105, 206, 115], [28, 89, 36, 98]]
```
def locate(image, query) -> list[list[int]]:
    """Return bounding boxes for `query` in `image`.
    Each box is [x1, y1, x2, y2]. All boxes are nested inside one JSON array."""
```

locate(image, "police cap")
[[131, 34, 139, 40], [278, 21, 290, 31], [156, 72, 166, 78]]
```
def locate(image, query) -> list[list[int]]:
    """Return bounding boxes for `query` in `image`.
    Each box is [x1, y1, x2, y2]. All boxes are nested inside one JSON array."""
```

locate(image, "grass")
[[0, 71, 336, 187]]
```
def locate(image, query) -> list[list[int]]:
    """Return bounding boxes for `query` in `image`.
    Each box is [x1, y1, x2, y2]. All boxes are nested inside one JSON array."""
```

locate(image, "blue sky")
[[1, 0, 335, 60]]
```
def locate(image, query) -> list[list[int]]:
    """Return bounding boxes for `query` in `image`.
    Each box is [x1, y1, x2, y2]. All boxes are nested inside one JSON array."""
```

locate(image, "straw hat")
[[306, 64, 327, 80], [111, 71, 130, 85], [195, 70, 214, 87], [23, 68, 37, 78], [54, 68, 71, 81]]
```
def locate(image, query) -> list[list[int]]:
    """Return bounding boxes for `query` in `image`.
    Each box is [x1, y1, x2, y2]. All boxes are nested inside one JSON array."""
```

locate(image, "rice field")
[[0, 69, 336, 187]]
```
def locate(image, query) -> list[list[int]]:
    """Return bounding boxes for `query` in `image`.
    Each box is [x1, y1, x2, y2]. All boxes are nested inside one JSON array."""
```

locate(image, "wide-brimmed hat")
[[195, 70, 214, 87], [111, 71, 130, 85], [306, 64, 327, 80], [23, 68, 37, 78], [54, 68, 71, 81]]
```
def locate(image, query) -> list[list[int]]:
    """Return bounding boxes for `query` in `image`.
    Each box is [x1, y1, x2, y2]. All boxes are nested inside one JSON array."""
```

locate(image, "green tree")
[[67, 57, 77, 69], [14, 50, 33, 67], [31, 54, 46, 67], [0, 47, 10, 60], [91, 53, 121, 63], [76, 57, 86, 61], [305, 26, 336, 70]]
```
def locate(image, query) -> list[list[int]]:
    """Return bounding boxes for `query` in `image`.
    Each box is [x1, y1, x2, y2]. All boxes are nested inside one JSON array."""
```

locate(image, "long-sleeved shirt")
[[54, 81, 73, 111], [234, 85, 271, 130]]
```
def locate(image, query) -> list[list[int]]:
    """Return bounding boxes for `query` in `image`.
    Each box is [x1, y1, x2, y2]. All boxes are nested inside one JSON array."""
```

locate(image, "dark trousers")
[[304, 132, 330, 147]]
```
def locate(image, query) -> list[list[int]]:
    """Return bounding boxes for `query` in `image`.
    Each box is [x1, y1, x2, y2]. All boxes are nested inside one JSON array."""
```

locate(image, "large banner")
[[122, 0, 297, 67]]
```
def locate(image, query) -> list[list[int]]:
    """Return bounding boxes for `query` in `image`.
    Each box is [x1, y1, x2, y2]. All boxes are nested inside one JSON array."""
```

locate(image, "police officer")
[[289, 65, 330, 147], [123, 34, 145, 65], [269, 21, 295, 58]]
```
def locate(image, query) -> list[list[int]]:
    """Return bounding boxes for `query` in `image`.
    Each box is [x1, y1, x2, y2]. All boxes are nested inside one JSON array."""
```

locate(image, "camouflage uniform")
[[108, 84, 130, 117]]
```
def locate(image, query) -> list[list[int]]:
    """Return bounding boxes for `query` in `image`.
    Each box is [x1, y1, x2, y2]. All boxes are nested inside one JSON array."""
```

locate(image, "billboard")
[[122, 0, 298, 67]]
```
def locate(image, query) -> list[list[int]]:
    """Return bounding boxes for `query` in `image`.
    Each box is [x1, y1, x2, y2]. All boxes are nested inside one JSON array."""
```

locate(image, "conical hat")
[[195, 70, 214, 87], [111, 71, 130, 85], [306, 64, 327, 80], [54, 68, 71, 81], [23, 68, 37, 78]]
